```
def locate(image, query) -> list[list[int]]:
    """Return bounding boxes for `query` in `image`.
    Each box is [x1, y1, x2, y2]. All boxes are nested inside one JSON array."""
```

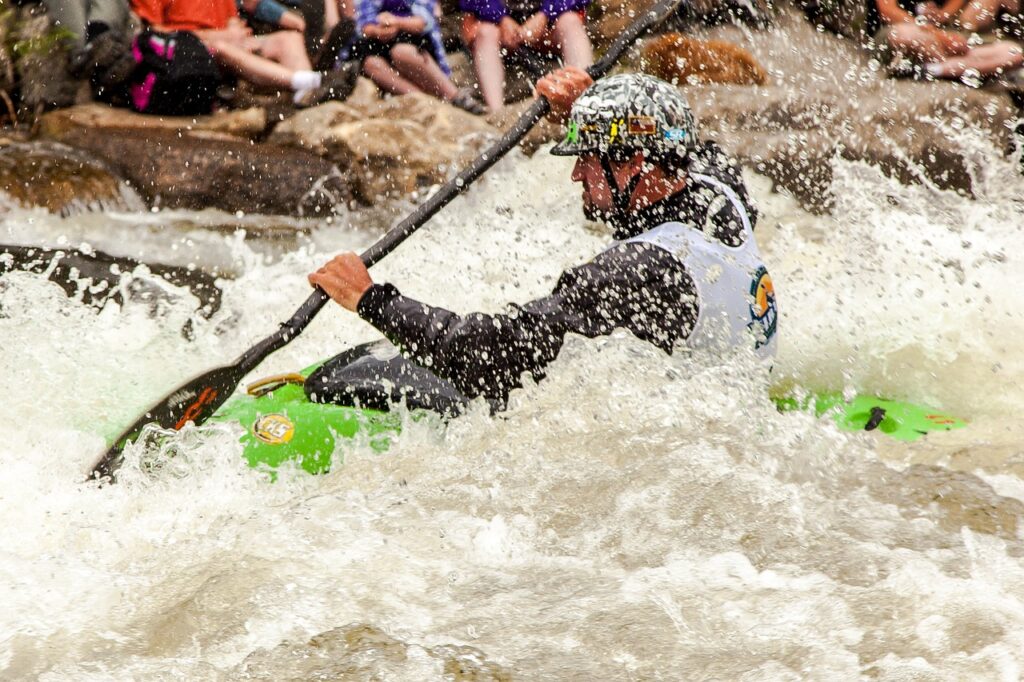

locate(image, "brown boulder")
[[268, 102, 365, 154], [271, 91, 497, 201], [640, 33, 769, 86], [40, 128, 353, 217], [33, 103, 355, 216]]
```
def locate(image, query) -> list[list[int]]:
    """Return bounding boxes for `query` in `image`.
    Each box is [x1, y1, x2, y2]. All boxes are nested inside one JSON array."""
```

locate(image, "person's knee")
[[476, 22, 500, 43], [553, 10, 584, 32], [362, 55, 387, 74], [390, 43, 422, 65], [267, 29, 306, 56]]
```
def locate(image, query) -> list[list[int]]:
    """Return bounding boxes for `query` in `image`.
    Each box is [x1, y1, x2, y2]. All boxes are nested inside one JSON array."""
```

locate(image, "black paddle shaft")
[[90, 0, 684, 481]]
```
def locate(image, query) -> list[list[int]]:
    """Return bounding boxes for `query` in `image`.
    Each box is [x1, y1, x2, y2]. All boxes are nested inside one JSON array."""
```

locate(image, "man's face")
[[571, 154, 614, 221]]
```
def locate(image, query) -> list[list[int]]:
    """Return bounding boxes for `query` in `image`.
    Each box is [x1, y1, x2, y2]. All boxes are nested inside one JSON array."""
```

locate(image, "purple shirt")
[[459, 0, 589, 24]]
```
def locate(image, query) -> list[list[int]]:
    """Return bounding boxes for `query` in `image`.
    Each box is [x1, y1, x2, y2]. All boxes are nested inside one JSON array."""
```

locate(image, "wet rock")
[[0, 139, 138, 214], [266, 101, 364, 153], [865, 462, 1023, 541], [0, 244, 222, 337], [230, 623, 511, 681]]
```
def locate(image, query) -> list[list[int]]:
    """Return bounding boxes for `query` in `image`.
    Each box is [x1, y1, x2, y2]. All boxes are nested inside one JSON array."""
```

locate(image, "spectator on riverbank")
[[460, 0, 593, 112], [131, 0, 357, 106], [347, 0, 485, 113], [874, 0, 1023, 81], [239, 0, 359, 70]]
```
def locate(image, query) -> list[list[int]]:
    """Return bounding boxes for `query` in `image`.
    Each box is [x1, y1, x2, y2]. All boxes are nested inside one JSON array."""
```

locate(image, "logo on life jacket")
[[748, 266, 778, 348], [253, 414, 295, 445]]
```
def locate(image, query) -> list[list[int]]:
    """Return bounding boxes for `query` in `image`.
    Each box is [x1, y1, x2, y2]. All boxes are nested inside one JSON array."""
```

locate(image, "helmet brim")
[[549, 140, 600, 156]]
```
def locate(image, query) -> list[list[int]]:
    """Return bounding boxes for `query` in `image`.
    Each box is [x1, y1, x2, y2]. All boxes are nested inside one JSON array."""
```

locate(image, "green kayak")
[[209, 341, 968, 475]]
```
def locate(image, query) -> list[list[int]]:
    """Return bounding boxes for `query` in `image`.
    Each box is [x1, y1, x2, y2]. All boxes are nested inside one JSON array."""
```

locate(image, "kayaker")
[[309, 67, 779, 405]]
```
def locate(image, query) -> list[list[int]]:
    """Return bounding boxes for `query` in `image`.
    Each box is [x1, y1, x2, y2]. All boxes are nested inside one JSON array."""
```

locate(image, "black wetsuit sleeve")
[[357, 242, 698, 404]]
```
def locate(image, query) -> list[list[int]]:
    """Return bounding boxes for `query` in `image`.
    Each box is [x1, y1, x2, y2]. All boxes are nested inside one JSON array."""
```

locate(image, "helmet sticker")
[[628, 115, 657, 135], [565, 121, 580, 144]]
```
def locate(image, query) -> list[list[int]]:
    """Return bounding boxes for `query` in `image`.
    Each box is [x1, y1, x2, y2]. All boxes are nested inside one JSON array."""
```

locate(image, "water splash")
[[2, 145, 1024, 678]]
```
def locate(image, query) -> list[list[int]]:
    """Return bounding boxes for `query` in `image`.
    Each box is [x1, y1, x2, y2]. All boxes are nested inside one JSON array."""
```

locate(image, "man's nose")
[[571, 159, 585, 182]]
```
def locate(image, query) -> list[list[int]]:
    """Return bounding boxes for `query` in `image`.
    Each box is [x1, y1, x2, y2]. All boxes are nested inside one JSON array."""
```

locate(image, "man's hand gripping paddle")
[[90, 0, 685, 481]]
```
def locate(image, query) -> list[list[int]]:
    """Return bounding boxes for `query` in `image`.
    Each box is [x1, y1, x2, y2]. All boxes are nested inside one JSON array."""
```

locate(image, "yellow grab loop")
[[246, 373, 307, 397]]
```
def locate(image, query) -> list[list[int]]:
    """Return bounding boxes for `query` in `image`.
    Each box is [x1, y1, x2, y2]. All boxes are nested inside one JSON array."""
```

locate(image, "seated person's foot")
[[1002, 66, 1024, 90], [887, 58, 930, 80], [295, 62, 359, 108], [450, 87, 486, 115]]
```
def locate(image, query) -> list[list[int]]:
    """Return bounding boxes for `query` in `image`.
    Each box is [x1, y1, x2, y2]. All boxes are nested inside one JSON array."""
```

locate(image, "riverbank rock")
[[269, 85, 497, 201], [682, 5, 1019, 211], [38, 103, 268, 140], [35, 105, 353, 216]]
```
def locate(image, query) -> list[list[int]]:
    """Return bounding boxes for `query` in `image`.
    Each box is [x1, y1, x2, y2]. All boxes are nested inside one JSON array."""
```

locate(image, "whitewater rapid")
[[2, 139, 1024, 679]]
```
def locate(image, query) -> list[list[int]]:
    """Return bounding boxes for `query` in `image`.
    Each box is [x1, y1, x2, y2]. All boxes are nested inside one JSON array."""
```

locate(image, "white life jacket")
[[621, 173, 779, 358]]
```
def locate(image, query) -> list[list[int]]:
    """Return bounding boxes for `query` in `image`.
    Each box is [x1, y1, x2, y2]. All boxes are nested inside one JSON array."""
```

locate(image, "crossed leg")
[[205, 30, 314, 90], [389, 43, 459, 100], [362, 54, 422, 94], [926, 40, 1024, 77]]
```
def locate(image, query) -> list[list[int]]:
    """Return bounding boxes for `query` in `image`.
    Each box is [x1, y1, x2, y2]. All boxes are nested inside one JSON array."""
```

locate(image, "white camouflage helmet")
[[550, 73, 698, 159]]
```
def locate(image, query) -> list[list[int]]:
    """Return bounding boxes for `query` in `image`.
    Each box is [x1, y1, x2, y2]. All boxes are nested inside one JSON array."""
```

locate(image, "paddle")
[[89, 0, 685, 481]]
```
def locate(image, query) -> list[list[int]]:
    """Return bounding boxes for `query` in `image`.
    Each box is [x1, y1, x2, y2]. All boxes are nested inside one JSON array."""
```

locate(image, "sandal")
[[450, 88, 487, 115]]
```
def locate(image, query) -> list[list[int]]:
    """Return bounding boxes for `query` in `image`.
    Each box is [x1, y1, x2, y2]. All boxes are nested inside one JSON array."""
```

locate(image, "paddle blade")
[[90, 363, 244, 481]]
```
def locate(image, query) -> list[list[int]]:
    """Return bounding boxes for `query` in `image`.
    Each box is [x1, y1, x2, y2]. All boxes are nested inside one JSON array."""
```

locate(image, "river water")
[[2, 136, 1024, 679]]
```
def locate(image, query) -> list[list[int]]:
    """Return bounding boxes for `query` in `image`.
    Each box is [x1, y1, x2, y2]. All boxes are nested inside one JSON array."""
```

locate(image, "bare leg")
[[389, 44, 459, 100], [206, 41, 299, 89], [926, 40, 1024, 77], [255, 30, 313, 71], [958, 0, 1020, 31], [551, 11, 593, 68], [362, 55, 422, 94], [471, 23, 506, 111], [324, 0, 340, 31]]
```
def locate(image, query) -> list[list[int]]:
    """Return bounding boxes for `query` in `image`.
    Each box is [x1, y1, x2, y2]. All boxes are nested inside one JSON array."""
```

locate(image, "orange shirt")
[[131, 0, 239, 31]]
